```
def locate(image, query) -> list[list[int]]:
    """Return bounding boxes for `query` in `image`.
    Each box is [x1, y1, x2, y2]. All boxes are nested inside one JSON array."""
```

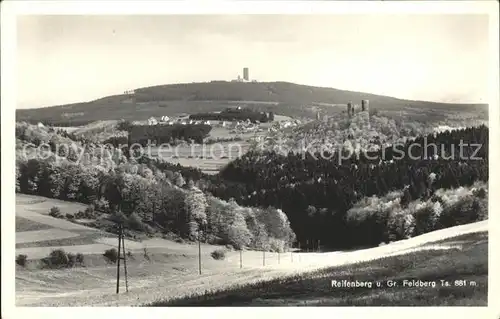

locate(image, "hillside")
[[15, 192, 487, 307], [150, 231, 487, 306], [16, 81, 488, 126]]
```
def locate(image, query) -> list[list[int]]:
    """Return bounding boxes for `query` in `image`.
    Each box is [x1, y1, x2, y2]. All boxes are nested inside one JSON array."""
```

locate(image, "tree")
[[184, 186, 208, 239], [173, 172, 186, 188], [227, 212, 252, 249]]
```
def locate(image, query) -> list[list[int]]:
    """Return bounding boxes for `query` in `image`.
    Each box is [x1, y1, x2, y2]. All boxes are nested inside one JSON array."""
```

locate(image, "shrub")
[[211, 249, 226, 260], [66, 213, 75, 220], [437, 196, 484, 229], [473, 188, 487, 199], [93, 198, 110, 213], [49, 206, 62, 218], [67, 253, 77, 267], [127, 213, 145, 231], [76, 253, 85, 265], [110, 211, 127, 225], [412, 205, 435, 236], [267, 238, 286, 253], [103, 248, 118, 263], [48, 249, 69, 267], [16, 254, 28, 267]]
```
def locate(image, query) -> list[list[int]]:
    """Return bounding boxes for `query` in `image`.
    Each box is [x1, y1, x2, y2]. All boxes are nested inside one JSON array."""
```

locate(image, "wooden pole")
[[278, 251, 280, 264], [318, 240, 320, 253], [198, 231, 202, 275], [122, 232, 129, 293], [116, 224, 122, 294], [240, 250, 242, 269], [263, 250, 265, 266]]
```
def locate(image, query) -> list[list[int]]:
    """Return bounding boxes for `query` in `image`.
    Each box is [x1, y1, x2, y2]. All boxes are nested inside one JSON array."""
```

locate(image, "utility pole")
[[116, 223, 129, 294], [198, 230, 202, 275], [116, 224, 121, 294], [278, 251, 280, 264], [263, 250, 266, 266], [122, 228, 129, 293]]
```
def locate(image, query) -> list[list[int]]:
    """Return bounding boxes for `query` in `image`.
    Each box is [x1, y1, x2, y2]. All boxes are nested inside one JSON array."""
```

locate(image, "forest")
[[202, 125, 488, 248], [189, 108, 274, 123], [129, 123, 212, 145], [15, 122, 295, 252], [15, 121, 488, 251]]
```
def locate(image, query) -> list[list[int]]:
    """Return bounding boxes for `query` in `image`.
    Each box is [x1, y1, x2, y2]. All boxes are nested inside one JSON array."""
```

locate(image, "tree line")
[[189, 108, 274, 123]]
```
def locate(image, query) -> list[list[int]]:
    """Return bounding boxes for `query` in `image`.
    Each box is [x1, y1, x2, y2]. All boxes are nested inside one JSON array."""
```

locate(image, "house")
[[147, 117, 158, 125]]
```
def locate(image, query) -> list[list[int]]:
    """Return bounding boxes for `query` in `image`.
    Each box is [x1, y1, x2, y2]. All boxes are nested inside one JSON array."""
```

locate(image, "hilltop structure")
[[232, 67, 253, 82], [347, 99, 370, 117]]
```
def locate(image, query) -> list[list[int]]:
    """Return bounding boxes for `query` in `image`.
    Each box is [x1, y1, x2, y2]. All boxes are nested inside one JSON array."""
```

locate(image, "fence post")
[[240, 250, 242, 269], [263, 250, 265, 266], [278, 251, 280, 264]]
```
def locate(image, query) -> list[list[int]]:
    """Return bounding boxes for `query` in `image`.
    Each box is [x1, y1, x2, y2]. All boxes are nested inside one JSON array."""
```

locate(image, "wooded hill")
[[16, 81, 487, 126]]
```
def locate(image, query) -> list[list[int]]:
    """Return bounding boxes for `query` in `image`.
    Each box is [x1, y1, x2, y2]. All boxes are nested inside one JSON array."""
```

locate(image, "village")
[[144, 107, 302, 136]]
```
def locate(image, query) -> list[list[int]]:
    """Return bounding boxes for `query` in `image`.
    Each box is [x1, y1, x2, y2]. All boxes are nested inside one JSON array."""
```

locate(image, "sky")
[[17, 14, 489, 109]]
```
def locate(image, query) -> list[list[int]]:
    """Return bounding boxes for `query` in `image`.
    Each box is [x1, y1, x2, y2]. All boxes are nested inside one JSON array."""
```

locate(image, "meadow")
[[15, 193, 488, 306], [148, 231, 488, 306]]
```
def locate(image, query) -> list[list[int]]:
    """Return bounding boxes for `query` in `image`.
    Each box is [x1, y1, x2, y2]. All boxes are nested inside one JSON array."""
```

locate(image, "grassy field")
[[15, 194, 488, 306], [148, 232, 488, 306], [149, 115, 293, 174], [16, 217, 53, 232]]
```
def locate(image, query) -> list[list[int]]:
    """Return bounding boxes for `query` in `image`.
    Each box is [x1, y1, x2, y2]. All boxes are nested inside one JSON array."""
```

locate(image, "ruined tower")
[[362, 99, 369, 112], [347, 102, 353, 117]]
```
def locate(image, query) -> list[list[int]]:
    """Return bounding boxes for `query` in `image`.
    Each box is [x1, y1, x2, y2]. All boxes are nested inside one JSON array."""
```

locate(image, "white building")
[[148, 117, 158, 125]]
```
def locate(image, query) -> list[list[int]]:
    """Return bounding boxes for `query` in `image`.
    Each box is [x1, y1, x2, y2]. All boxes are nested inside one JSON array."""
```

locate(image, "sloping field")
[[17, 195, 88, 217], [15, 193, 488, 307], [153, 232, 487, 306], [71, 120, 119, 136], [16, 229, 79, 245]]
